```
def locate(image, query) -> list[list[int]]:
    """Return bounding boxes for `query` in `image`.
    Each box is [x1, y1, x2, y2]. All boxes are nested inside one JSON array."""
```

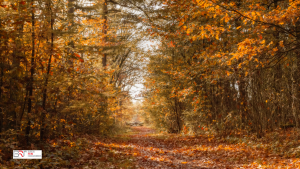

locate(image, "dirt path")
[[94, 126, 300, 169], [122, 127, 215, 169]]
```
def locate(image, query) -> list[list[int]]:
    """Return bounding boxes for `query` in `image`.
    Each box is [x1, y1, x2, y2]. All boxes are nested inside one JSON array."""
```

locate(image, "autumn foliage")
[[2, 0, 300, 168], [143, 0, 300, 137], [0, 0, 140, 162]]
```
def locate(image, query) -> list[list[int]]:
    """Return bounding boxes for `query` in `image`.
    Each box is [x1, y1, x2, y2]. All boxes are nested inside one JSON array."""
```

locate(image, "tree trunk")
[[41, 1, 54, 141], [292, 3, 300, 128], [102, 0, 108, 68], [25, 0, 35, 145]]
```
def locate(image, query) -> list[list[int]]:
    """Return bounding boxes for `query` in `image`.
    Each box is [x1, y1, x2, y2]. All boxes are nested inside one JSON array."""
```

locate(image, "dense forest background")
[[0, 0, 146, 146], [1, 0, 300, 166], [142, 0, 300, 138]]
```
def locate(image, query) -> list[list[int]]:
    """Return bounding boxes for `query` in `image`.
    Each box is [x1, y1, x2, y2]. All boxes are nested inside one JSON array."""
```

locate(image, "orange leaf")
[[168, 41, 175, 47], [74, 53, 81, 57]]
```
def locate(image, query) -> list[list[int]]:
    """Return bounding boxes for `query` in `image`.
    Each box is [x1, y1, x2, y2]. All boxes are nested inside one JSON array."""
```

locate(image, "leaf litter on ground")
[[3, 127, 300, 168]]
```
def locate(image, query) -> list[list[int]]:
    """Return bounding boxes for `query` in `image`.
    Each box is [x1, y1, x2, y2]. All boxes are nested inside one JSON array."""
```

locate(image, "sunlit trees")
[[143, 0, 300, 137], [0, 0, 145, 147]]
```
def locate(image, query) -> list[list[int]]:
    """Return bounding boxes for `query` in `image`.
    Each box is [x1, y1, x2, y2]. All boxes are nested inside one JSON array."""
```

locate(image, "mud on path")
[[94, 127, 300, 169]]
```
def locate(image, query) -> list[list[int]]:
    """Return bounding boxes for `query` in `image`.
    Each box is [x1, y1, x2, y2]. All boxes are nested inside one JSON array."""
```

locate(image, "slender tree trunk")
[[292, 3, 300, 128], [8, 9, 24, 131], [101, 0, 108, 116], [238, 71, 247, 127], [291, 62, 298, 127], [41, 2, 54, 141], [102, 0, 108, 68], [272, 0, 282, 130], [254, 70, 264, 137], [25, 1, 35, 145], [0, 20, 4, 136], [174, 97, 181, 132], [0, 62, 2, 137]]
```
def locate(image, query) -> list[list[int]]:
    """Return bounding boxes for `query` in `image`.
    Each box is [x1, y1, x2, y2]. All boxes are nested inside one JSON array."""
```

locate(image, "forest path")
[[93, 126, 299, 169]]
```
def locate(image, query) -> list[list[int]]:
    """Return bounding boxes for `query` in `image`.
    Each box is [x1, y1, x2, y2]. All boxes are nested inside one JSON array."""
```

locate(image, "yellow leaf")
[[192, 36, 197, 41], [181, 162, 188, 164], [187, 28, 191, 34], [216, 33, 219, 40]]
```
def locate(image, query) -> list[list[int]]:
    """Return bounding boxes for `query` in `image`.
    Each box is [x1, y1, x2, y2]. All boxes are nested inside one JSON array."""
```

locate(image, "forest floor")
[[90, 126, 300, 169], [3, 126, 300, 168]]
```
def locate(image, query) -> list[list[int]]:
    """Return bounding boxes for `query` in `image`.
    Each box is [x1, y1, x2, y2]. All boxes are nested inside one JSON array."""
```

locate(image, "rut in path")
[[95, 126, 298, 169]]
